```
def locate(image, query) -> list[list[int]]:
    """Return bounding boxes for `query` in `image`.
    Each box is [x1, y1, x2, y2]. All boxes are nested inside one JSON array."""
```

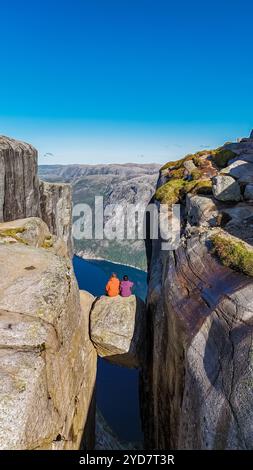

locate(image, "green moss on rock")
[[158, 146, 216, 204], [42, 235, 53, 249], [160, 154, 193, 171], [170, 167, 185, 179], [155, 179, 185, 204], [212, 233, 253, 276], [0, 227, 29, 245], [0, 227, 25, 238], [212, 148, 236, 169], [191, 179, 213, 195], [191, 169, 202, 181], [155, 178, 213, 204]]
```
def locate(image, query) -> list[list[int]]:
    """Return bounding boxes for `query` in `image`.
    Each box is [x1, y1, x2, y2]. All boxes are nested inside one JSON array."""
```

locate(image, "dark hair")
[[123, 275, 128, 281]]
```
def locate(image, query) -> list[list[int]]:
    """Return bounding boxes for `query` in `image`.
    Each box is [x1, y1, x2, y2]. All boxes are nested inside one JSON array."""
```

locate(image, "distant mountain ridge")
[[39, 163, 160, 269], [39, 163, 160, 181]]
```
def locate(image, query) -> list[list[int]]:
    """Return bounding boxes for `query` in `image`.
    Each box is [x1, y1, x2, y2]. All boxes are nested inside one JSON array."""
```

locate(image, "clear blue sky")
[[0, 0, 252, 164]]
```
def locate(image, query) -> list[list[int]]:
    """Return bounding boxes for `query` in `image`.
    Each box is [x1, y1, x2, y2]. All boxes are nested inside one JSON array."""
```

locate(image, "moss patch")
[[42, 235, 53, 249], [0, 227, 25, 238], [191, 169, 202, 180], [155, 178, 213, 204], [161, 146, 236, 176], [169, 167, 185, 179], [212, 148, 236, 169], [0, 227, 28, 245], [160, 149, 213, 172], [157, 146, 216, 204], [212, 233, 253, 276], [160, 154, 194, 171], [155, 179, 185, 204], [191, 179, 213, 195]]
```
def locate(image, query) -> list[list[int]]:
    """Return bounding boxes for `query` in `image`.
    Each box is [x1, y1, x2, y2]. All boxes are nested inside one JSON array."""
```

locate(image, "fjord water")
[[73, 255, 147, 442]]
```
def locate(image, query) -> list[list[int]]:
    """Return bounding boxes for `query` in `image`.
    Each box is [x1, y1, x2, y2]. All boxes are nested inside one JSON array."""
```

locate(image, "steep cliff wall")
[[0, 136, 96, 449], [0, 136, 40, 221], [141, 133, 253, 449], [0, 136, 72, 254], [0, 218, 97, 449], [40, 181, 72, 255]]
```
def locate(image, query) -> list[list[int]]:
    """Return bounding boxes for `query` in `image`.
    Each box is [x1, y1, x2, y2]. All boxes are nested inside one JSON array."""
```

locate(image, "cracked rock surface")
[[141, 132, 253, 450], [142, 234, 253, 449], [0, 136, 72, 256], [0, 237, 97, 449], [90, 295, 146, 368]]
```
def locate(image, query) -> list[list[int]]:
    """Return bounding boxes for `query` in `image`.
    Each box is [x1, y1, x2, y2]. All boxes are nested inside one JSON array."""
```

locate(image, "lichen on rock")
[[211, 229, 253, 277]]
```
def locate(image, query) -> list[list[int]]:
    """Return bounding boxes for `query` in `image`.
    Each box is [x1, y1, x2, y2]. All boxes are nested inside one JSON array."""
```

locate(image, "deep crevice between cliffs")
[[73, 255, 146, 450]]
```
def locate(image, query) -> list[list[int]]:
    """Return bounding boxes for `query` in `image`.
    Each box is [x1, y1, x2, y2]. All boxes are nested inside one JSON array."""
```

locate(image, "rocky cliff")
[[5, 131, 253, 450], [0, 136, 97, 450], [0, 218, 97, 449], [40, 181, 72, 255], [141, 133, 253, 449], [0, 136, 72, 255], [0, 136, 40, 221]]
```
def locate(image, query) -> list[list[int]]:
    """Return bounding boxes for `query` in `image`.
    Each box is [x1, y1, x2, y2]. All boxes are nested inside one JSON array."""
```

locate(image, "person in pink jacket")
[[120, 275, 134, 297]]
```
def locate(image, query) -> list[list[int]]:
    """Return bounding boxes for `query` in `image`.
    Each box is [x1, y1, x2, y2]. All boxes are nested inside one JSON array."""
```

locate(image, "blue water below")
[[73, 255, 147, 443]]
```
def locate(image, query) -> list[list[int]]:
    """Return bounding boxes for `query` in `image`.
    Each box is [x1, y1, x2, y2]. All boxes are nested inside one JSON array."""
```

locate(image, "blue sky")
[[0, 0, 253, 164]]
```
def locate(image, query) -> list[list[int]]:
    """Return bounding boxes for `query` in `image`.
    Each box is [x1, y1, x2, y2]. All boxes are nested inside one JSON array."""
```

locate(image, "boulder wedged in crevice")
[[90, 295, 146, 368]]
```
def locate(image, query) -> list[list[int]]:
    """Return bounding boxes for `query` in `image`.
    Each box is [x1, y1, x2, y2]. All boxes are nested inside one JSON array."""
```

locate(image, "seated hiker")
[[120, 275, 134, 297], [105, 273, 120, 297]]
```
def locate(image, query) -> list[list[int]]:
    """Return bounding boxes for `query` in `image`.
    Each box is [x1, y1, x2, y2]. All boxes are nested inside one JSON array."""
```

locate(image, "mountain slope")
[[39, 163, 160, 269]]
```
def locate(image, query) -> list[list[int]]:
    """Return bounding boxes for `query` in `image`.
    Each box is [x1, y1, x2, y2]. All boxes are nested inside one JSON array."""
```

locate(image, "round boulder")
[[90, 295, 146, 368], [212, 175, 241, 202]]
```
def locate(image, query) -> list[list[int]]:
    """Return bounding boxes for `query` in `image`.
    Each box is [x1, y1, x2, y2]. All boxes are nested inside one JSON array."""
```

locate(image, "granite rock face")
[[142, 233, 253, 450], [0, 136, 72, 256], [186, 194, 218, 227], [95, 409, 135, 450], [223, 160, 253, 183], [183, 159, 197, 173], [40, 181, 73, 255], [244, 184, 253, 200], [0, 217, 52, 248], [0, 235, 97, 450], [0, 136, 40, 222], [141, 130, 253, 450], [90, 295, 146, 368], [0, 217, 70, 258], [0, 136, 97, 450], [212, 175, 241, 202]]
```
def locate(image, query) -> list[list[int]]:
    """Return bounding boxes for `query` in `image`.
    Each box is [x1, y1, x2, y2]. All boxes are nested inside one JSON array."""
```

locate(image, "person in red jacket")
[[105, 273, 120, 297], [120, 275, 134, 297]]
